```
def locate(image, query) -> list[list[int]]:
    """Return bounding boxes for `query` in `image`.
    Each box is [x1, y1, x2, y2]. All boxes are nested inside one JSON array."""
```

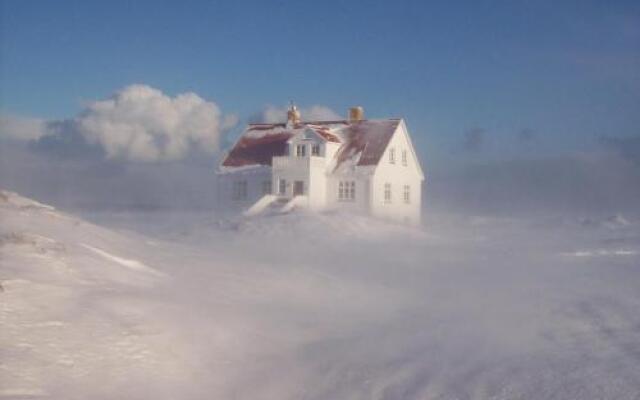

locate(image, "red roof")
[[221, 132, 292, 167], [335, 119, 400, 167], [220, 119, 401, 169]]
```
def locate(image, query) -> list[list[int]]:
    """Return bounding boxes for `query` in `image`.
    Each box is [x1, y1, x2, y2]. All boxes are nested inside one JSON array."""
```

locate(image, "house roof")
[[334, 119, 400, 168], [220, 131, 292, 168], [220, 119, 401, 170]]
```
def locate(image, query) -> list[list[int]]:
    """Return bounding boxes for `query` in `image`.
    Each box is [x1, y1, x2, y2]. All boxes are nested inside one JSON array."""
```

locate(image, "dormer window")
[[296, 144, 306, 157], [312, 144, 320, 156], [389, 148, 396, 164]]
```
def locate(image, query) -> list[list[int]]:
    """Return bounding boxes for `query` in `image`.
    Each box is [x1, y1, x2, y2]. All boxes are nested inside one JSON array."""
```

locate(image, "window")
[[312, 144, 320, 156], [296, 144, 306, 157], [402, 150, 408, 166], [403, 185, 410, 204], [384, 183, 392, 203], [338, 181, 356, 201], [389, 148, 396, 164], [232, 180, 248, 201], [262, 180, 272, 195], [278, 179, 287, 195]]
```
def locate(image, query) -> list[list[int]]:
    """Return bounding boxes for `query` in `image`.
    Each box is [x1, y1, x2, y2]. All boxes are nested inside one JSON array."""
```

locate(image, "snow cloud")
[[0, 114, 47, 141], [517, 128, 536, 143], [251, 104, 342, 124], [461, 127, 486, 152], [428, 152, 640, 215], [600, 135, 640, 165], [22, 85, 238, 162]]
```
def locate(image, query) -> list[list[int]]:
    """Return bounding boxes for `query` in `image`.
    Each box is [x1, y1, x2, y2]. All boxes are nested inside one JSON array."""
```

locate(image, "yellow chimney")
[[287, 102, 301, 126], [349, 106, 364, 122]]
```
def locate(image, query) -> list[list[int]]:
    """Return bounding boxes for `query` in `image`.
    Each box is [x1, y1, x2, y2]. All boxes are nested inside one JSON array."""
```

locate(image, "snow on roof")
[[334, 119, 400, 168], [221, 130, 292, 167], [220, 119, 400, 171], [305, 123, 342, 143]]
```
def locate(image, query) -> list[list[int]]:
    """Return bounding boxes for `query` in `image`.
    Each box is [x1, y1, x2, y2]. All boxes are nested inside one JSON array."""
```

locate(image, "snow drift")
[[1, 190, 640, 399]]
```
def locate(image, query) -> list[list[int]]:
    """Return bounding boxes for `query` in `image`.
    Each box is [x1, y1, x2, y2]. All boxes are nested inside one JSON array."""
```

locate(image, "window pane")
[[233, 180, 248, 200], [263, 180, 272, 195], [384, 183, 392, 203]]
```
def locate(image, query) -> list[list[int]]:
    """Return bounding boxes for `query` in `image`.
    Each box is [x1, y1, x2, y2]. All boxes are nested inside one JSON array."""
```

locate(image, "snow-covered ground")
[[2, 190, 640, 399]]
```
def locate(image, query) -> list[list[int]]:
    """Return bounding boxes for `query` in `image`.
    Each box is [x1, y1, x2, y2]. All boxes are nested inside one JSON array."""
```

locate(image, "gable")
[[308, 124, 341, 143], [288, 127, 333, 145], [371, 120, 424, 179], [399, 119, 425, 179]]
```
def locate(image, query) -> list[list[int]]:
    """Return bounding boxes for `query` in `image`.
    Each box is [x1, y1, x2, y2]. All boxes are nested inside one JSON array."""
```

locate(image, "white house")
[[216, 104, 425, 225]]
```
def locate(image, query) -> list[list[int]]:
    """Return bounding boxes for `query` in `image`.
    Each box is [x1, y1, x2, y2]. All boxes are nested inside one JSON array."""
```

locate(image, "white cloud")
[[7, 85, 238, 162], [256, 104, 342, 124], [73, 84, 237, 162], [0, 114, 47, 141]]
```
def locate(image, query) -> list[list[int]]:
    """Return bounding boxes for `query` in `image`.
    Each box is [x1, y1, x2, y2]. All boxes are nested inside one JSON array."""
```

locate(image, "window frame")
[[311, 144, 320, 156], [296, 144, 306, 157], [389, 148, 396, 164], [232, 180, 248, 201], [262, 180, 272, 195], [401, 150, 408, 166], [293, 180, 305, 196], [384, 183, 392, 204], [278, 178, 287, 195], [338, 181, 356, 202], [403, 184, 410, 204]]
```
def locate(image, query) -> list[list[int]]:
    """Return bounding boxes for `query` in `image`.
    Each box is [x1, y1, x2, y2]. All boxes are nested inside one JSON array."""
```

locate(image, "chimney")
[[286, 101, 301, 127], [349, 106, 364, 122]]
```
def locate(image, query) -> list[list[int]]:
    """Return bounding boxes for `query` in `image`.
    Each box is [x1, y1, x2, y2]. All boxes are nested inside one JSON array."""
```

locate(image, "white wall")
[[270, 131, 335, 211], [272, 156, 329, 210], [369, 121, 424, 225], [216, 166, 271, 216], [324, 142, 341, 162], [326, 175, 370, 214], [308, 159, 328, 211], [370, 175, 422, 225]]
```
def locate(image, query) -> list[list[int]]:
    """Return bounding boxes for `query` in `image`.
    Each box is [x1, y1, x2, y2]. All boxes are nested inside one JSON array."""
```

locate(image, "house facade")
[[216, 105, 425, 225]]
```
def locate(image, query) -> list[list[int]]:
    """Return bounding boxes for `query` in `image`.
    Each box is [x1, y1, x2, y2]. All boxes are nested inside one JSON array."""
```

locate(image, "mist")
[[2, 86, 640, 399], [2, 187, 640, 399], [3, 0, 640, 396]]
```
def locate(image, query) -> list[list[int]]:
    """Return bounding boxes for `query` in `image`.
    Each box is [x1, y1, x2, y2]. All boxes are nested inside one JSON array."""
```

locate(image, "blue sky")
[[1, 0, 639, 166]]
